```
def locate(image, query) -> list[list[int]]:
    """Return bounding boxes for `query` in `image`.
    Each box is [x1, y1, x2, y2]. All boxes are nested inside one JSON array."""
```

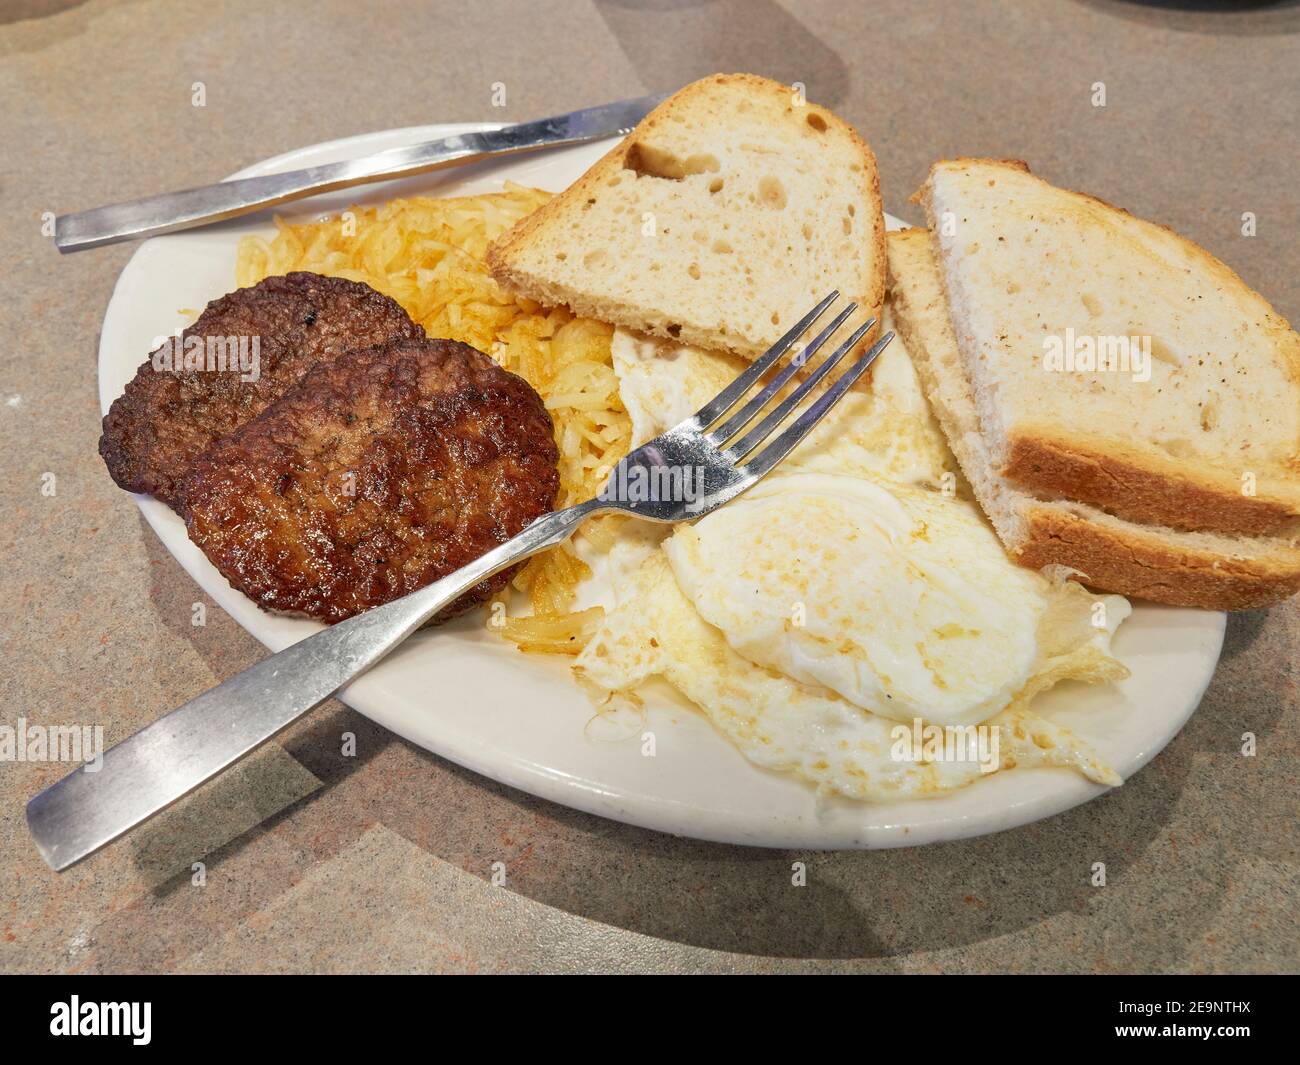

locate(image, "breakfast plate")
[[97, 124, 1227, 849]]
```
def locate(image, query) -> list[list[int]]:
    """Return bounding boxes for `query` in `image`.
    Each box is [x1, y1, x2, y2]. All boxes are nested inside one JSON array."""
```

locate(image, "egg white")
[[610, 313, 957, 489], [574, 315, 1132, 799], [576, 551, 1123, 800]]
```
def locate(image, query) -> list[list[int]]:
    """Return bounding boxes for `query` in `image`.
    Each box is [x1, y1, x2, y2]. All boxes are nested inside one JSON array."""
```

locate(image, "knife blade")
[[55, 92, 665, 252]]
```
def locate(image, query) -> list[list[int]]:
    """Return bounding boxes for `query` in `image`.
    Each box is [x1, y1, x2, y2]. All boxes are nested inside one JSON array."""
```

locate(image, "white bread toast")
[[915, 158, 1300, 539], [487, 74, 886, 359], [887, 226, 1300, 610]]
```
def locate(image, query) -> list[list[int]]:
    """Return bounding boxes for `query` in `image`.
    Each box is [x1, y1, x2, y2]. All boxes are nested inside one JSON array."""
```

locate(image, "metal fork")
[[26, 293, 893, 870]]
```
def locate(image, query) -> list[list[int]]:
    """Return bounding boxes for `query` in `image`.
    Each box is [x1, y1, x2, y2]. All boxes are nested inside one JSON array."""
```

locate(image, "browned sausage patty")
[[100, 272, 423, 509], [178, 338, 560, 624]]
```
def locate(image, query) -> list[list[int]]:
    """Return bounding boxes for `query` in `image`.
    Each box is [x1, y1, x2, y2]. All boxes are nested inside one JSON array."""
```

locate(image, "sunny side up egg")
[[575, 315, 1132, 800], [665, 471, 1130, 728]]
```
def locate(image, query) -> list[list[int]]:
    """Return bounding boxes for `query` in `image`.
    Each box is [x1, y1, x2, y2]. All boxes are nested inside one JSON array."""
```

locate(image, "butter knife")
[[54, 92, 664, 252]]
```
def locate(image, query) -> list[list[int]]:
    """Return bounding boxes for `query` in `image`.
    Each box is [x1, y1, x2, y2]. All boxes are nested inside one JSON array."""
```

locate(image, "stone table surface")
[[1, 0, 1297, 974]]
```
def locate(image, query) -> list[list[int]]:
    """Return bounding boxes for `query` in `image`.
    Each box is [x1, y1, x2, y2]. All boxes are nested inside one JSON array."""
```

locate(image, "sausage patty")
[[100, 272, 423, 509], [178, 338, 561, 624]]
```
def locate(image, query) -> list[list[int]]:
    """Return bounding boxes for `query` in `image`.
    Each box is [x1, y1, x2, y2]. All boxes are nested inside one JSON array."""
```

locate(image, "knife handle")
[[26, 501, 599, 871]]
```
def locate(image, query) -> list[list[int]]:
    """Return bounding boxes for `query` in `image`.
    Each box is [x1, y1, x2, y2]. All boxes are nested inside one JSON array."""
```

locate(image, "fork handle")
[[26, 500, 601, 870]]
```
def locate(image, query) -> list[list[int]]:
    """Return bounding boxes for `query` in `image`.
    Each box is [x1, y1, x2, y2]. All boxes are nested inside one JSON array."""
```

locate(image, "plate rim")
[[96, 123, 1228, 850]]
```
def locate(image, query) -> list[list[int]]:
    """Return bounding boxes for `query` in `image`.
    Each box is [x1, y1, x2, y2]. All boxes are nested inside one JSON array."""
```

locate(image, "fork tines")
[[690, 292, 894, 469]]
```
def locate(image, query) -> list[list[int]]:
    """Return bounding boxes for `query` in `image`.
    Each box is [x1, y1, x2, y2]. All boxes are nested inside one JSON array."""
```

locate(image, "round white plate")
[[98, 124, 1226, 849]]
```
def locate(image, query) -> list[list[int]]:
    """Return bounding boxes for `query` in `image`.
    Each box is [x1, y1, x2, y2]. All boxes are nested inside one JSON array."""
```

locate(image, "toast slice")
[[487, 74, 886, 359], [888, 227, 1300, 610], [915, 158, 1300, 539]]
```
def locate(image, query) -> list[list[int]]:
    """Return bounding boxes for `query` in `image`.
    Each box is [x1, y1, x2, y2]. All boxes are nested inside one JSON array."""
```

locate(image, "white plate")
[[98, 124, 1226, 849]]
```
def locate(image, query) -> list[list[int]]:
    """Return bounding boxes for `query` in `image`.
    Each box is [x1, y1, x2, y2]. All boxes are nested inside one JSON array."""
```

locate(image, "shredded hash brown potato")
[[234, 186, 632, 652]]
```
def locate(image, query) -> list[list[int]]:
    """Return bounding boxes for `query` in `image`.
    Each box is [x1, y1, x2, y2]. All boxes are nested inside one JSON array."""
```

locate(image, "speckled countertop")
[[1, 0, 1296, 974]]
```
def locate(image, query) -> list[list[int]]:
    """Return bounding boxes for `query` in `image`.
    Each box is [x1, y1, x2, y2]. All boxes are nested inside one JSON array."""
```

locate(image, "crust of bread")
[[913, 157, 1300, 538], [1013, 504, 1300, 610], [486, 139, 626, 301], [487, 73, 886, 358], [887, 225, 1300, 610], [1003, 428, 1299, 538]]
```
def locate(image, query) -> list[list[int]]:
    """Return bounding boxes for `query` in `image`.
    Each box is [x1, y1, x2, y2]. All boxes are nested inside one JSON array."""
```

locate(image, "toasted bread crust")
[[887, 224, 1300, 611], [487, 73, 886, 358], [1004, 428, 1300, 538], [1013, 505, 1300, 610], [914, 157, 1300, 538], [486, 142, 632, 315]]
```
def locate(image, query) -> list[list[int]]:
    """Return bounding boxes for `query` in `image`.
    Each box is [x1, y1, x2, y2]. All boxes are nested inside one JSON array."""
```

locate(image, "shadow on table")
[[0, 0, 90, 24], [593, 0, 849, 107], [129, 510, 1286, 967], [1072, 0, 1300, 35]]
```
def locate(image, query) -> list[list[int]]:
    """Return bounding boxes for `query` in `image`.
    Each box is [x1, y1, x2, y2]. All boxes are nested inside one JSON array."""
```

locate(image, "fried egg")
[[576, 551, 1124, 801], [610, 314, 956, 489], [576, 317, 1132, 800], [664, 471, 1130, 727]]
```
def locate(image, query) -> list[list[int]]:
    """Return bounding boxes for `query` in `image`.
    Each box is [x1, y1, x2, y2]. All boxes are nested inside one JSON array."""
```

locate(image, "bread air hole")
[[688, 263, 701, 280], [1149, 336, 1180, 366], [1200, 399, 1220, 432], [711, 239, 733, 254], [625, 143, 720, 180], [758, 175, 787, 210], [1081, 292, 1102, 316], [583, 249, 608, 268], [708, 177, 724, 194], [806, 112, 828, 132]]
